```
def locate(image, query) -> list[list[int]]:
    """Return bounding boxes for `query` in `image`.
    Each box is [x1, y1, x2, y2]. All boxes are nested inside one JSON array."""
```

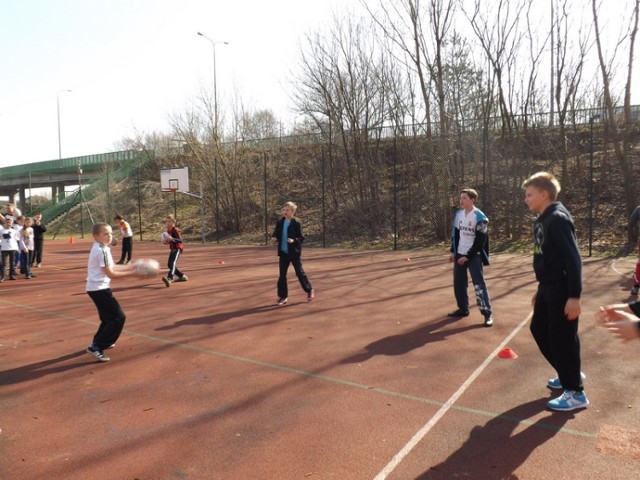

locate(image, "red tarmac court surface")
[[2, 239, 640, 479]]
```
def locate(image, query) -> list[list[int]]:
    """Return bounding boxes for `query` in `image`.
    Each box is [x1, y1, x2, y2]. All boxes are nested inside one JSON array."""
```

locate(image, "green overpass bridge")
[[0, 150, 150, 223]]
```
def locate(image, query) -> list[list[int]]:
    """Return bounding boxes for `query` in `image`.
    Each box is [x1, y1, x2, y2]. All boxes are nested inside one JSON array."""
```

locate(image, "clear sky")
[[1, 0, 637, 169], [0, 0, 355, 168]]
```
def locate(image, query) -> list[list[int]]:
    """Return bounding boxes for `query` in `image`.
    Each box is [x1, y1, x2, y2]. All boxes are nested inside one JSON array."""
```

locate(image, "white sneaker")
[[547, 389, 589, 411]]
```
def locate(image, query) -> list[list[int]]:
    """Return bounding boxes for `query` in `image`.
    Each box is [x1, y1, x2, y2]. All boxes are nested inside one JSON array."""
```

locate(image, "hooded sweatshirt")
[[532, 202, 582, 298]]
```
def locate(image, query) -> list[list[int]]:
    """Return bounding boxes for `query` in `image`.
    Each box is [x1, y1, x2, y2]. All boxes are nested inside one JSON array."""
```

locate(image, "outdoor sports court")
[[1, 239, 639, 479]]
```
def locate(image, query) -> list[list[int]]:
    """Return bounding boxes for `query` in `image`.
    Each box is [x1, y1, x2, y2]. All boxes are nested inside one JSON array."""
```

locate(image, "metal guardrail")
[[33, 151, 150, 225], [0, 150, 140, 179]]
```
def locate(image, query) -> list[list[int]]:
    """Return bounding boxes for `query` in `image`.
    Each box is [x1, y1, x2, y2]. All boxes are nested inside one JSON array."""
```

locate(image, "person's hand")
[[595, 303, 632, 324], [287, 238, 294, 244], [270, 237, 276, 243], [600, 310, 640, 341], [595, 306, 627, 324], [456, 256, 468, 266], [564, 297, 581, 320]]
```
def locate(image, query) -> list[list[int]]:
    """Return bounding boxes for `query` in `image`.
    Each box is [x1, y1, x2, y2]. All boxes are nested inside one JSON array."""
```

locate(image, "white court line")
[[610, 257, 634, 278], [373, 312, 533, 480]]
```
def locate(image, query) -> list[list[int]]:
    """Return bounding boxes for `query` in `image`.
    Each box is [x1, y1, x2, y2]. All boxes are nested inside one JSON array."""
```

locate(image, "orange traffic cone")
[[69, 235, 74, 244], [498, 348, 518, 359]]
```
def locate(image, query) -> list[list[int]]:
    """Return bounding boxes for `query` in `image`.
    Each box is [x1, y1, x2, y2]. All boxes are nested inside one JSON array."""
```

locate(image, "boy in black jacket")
[[270, 201, 314, 306], [522, 172, 589, 411]]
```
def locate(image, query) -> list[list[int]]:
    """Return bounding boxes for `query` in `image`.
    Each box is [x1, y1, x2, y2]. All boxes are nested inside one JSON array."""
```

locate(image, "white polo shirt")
[[86, 242, 113, 291]]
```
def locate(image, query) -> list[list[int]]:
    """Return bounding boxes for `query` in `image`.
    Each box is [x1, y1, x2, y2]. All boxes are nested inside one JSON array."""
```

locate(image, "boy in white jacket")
[[0, 217, 20, 281]]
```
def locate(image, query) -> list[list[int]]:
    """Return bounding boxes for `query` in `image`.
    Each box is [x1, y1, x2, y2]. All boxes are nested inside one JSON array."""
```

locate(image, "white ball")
[[133, 258, 160, 277], [160, 231, 171, 244]]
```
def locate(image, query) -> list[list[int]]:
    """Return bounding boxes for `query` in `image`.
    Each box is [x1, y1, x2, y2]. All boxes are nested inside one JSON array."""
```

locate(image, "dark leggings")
[[119, 237, 133, 263], [277, 252, 312, 298], [530, 285, 583, 391], [167, 249, 184, 279], [87, 289, 126, 350]]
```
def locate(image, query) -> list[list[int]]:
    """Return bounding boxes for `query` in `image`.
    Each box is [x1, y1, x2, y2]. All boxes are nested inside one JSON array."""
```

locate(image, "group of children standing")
[[0, 204, 47, 281]]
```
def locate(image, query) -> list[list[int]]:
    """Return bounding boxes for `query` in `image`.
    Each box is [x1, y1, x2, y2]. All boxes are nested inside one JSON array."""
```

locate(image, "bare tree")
[[592, 0, 640, 241], [291, 14, 395, 237], [550, 0, 589, 178], [463, 0, 529, 134]]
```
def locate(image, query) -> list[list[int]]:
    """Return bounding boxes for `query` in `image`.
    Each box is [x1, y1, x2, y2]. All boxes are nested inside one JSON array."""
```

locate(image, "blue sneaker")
[[547, 371, 586, 390], [547, 389, 589, 411]]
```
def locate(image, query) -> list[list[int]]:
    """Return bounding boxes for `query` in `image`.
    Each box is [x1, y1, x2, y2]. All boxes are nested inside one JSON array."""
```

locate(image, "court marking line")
[[2, 301, 595, 443], [373, 311, 534, 480], [610, 257, 634, 278]]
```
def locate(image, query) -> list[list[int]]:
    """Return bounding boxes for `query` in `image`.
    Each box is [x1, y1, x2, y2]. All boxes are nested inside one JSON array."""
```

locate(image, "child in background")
[[448, 188, 493, 327], [32, 212, 47, 268], [0, 217, 19, 281], [162, 214, 187, 287], [114, 214, 134, 265], [270, 201, 314, 306], [14, 215, 24, 273], [86, 222, 149, 362], [19, 217, 36, 279]]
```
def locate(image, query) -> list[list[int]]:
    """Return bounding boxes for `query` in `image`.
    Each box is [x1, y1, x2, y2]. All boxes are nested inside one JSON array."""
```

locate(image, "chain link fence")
[[78, 117, 636, 254], [194, 121, 633, 253]]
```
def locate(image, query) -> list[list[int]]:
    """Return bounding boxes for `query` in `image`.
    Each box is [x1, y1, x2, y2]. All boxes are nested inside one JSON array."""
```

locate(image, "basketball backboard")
[[160, 167, 190, 193]]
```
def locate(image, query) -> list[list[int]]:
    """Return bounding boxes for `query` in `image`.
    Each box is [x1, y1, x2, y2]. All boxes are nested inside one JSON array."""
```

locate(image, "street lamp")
[[588, 114, 600, 257], [197, 32, 229, 243], [197, 32, 229, 141], [57, 89, 72, 159]]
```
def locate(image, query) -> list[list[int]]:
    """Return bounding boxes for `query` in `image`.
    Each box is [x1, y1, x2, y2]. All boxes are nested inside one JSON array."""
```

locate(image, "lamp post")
[[197, 32, 228, 243], [588, 114, 600, 257], [196, 32, 229, 142], [78, 163, 84, 238], [57, 89, 72, 159]]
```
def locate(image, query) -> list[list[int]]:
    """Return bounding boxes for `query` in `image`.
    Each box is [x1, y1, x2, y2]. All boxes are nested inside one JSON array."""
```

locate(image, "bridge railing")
[[0, 150, 141, 179], [36, 151, 151, 225]]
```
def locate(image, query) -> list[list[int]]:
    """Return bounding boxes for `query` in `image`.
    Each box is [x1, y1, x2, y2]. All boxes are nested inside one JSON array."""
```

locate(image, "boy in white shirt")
[[85, 223, 152, 362], [0, 217, 19, 281], [448, 188, 493, 327]]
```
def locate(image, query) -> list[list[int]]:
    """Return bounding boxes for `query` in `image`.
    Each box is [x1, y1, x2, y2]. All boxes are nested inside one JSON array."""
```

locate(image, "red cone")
[[498, 348, 518, 359]]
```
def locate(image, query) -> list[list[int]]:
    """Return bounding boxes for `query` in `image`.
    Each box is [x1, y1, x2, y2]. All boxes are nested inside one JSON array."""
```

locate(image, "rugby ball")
[[160, 231, 172, 244], [132, 258, 160, 277]]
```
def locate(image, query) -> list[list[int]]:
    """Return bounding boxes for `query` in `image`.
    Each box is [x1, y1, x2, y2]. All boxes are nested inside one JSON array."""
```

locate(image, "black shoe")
[[86, 345, 110, 362], [116, 260, 124, 265], [447, 308, 469, 317], [483, 314, 494, 327]]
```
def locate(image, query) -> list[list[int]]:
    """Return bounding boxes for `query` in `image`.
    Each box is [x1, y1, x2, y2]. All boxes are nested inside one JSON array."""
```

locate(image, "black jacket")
[[532, 202, 582, 298], [272, 217, 304, 256], [33, 222, 47, 240]]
